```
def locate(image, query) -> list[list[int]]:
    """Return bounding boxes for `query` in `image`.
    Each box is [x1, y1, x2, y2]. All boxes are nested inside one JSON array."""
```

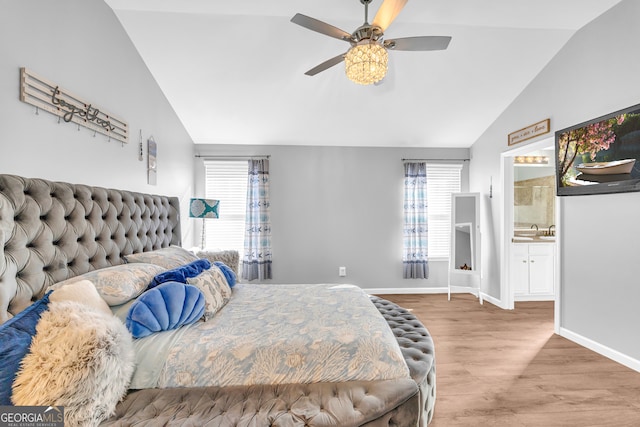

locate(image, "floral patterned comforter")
[[144, 284, 409, 388]]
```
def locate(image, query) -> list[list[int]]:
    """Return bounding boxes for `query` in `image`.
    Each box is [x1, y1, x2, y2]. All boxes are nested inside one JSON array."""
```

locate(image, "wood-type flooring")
[[380, 293, 640, 427]]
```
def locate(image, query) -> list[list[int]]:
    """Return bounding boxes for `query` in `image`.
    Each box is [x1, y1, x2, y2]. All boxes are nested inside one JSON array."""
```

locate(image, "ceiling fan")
[[291, 0, 451, 85]]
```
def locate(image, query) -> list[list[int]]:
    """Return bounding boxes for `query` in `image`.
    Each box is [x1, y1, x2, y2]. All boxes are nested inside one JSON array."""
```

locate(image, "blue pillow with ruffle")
[[126, 282, 204, 338], [149, 258, 211, 289], [213, 261, 236, 288]]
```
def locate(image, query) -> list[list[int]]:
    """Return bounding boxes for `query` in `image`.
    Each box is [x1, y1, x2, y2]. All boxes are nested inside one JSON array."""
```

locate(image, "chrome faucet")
[[530, 224, 538, 231], [548, 225, 555, 236]]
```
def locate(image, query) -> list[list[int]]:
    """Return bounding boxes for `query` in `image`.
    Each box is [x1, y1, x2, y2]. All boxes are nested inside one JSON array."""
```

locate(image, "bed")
[[0, 174, 436, 427]]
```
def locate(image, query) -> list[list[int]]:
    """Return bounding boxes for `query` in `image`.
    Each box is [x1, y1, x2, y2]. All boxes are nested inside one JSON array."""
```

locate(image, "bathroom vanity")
[[510, 240, 555, 301]]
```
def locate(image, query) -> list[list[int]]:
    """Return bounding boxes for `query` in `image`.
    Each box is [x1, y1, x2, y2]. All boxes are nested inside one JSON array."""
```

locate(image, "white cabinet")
[[511, 243, 554, 300]]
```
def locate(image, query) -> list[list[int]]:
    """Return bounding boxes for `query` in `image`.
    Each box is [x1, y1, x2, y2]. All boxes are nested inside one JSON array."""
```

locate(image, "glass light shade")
[[345, 42, 388, 85], [514, 156, 549, 165]]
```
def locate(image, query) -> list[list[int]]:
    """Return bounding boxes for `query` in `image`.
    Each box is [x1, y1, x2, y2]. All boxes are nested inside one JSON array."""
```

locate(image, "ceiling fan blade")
[[372, 0, 408, 32], [291, 13, 352, 41], [304, 53, 346, 76], [384, 36, 452, 51]]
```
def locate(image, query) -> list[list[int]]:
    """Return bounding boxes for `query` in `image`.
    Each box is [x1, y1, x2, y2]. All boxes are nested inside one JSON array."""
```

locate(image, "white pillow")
[[50, 279, 112, 316], [51, 263, 165, 306]]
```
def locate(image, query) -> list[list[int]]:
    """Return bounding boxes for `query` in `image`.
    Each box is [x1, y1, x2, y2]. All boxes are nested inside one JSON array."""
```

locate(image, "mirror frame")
[[449, 192, 482, 303], [450, 192, 480, 275]]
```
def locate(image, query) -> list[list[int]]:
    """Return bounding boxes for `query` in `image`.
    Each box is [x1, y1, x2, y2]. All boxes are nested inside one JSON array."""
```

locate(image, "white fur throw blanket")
[[12, 300, 135, 427]]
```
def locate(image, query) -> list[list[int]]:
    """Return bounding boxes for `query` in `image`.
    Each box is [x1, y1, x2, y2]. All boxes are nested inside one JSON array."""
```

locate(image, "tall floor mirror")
[[448, 192, 482, 303]]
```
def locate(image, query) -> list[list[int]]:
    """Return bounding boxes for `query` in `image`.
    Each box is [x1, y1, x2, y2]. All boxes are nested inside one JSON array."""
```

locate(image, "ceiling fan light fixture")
[[345, 41, 388, 85]]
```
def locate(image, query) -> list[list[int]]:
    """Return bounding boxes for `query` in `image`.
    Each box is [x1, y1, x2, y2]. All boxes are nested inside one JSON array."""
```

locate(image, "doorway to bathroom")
[[501, 136, 560, 333]]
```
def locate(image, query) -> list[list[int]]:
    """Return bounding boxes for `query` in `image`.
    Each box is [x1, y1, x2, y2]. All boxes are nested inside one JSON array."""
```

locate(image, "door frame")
[[500, 136, 560, 332]]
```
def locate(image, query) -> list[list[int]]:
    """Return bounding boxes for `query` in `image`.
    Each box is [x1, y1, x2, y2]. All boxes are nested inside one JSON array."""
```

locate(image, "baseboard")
[[479, 292, 505, 308], [559, 327, 640, 373], [364, 287, 447, 295], [514, 294, 554, 302]]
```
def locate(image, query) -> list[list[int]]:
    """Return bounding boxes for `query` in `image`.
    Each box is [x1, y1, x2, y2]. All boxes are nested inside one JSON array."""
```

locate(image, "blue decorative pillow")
[[126, 282, 205, 338], [0, 291, 52, 405], [148, 258, 211, 289], [213, 261, 237, 288]]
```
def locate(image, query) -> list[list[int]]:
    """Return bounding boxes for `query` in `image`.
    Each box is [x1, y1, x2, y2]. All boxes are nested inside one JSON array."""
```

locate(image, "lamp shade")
[[189, 198, 219, 219]]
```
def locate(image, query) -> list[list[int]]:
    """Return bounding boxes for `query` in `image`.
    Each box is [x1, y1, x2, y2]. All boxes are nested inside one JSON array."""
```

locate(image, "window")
[[204, 160, 248, 252], [426, 163, 462, 258]]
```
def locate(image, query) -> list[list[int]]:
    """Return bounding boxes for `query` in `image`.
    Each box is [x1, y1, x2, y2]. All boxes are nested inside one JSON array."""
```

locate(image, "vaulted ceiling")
[[106, 0, 622, 148]]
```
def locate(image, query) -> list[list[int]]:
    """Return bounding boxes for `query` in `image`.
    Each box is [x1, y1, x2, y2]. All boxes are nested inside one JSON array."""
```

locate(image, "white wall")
[[469, 0, 640, 363], [195, 144, 469, 291], [0, 0, 195, 240]]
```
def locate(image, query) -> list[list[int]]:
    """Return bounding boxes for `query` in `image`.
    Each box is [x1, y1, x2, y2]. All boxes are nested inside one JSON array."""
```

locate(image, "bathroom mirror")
[[513, 149, 556, 235], [449, 192, 482, 302]]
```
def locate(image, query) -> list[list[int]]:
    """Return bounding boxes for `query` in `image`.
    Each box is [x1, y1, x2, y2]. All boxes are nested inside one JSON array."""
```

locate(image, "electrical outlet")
[[339, 266, 347, 277]]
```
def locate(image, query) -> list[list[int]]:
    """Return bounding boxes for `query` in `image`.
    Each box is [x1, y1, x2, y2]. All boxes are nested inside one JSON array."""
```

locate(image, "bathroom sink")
[[512, 236, 534, 241], [538, 236, 556, 241], [513, 230, 537, 236]]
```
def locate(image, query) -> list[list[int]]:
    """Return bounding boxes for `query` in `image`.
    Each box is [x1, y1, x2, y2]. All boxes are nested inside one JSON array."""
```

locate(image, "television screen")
[[556, 103, 640, 196]]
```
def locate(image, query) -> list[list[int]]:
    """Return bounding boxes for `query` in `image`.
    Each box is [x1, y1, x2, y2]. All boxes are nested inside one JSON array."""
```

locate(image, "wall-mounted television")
[[556, 103, 640, 196]]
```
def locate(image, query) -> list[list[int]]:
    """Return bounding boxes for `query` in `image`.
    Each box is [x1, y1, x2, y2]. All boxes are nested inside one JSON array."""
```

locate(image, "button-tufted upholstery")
[[0, 174, 180, 322], [102, 297, 437, 427], [103, 379, 421, 427], [371, 296, 436, 426]]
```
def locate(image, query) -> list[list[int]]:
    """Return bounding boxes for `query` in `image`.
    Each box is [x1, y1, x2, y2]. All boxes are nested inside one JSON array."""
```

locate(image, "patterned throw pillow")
[[51, 263, 166, 306], [186, 265, 232, 321], [124, 246, 199, 269]]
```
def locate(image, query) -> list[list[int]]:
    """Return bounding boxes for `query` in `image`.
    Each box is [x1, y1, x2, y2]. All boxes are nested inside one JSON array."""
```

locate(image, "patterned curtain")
[[403, 162, 429, 279], [242, 159, 272, 281]]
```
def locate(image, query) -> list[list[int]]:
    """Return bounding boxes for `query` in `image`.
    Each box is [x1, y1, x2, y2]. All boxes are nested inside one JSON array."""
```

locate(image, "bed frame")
[[0, 174, 435, 426]]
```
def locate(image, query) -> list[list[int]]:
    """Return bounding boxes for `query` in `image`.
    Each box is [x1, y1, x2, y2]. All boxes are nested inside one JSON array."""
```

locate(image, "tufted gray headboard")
[[0, 174, 181, 323]]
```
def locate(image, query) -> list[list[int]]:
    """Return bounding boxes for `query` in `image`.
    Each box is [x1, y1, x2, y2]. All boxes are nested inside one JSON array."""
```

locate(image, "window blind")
[[204, 160, 248, 252], [426, 163, 462, 258]]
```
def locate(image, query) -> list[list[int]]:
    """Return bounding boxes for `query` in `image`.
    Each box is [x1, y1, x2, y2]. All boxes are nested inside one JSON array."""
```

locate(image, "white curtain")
[[403, 162, 429, 279], [242, 159, 272, 281]]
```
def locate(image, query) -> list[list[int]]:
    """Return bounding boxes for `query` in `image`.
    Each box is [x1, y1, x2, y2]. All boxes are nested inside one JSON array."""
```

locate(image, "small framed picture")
[[148, 137, 157, 185]]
